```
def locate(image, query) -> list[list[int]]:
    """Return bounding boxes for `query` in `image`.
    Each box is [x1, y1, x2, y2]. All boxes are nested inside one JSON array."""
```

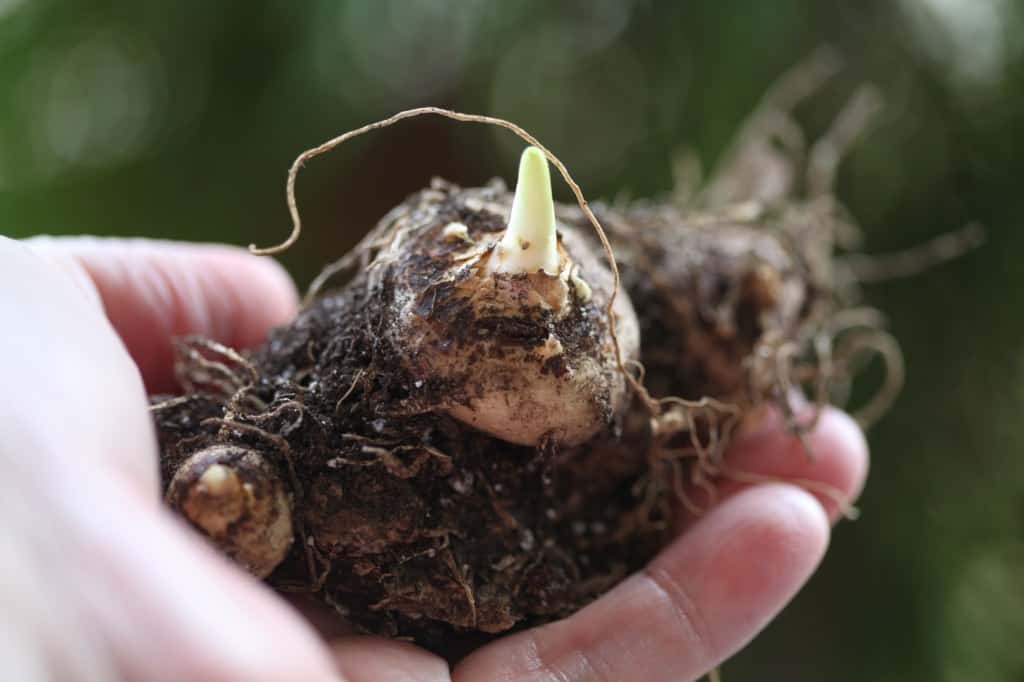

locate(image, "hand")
[[0, 236, 866, 681]]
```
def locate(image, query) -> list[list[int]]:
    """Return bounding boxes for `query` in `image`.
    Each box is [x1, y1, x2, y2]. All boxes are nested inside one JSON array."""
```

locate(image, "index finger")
[[27, 237, 299, 392]]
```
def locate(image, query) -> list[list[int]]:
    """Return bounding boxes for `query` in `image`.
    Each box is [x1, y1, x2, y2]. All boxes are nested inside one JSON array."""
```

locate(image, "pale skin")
[[0, 236, 868, 682]]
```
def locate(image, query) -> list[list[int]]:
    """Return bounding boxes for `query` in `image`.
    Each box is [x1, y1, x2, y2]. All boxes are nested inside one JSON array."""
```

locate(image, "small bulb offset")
[[493, 146, 560, 276], [166, 445, 294, 578]]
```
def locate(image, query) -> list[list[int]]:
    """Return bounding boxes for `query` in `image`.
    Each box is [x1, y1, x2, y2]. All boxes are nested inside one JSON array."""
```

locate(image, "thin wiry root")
[[798, 307, 906, 429], [753, 305, 905, 435], [444, 548, 478, 628], [335, 368, 366, 414], [302, 202, 417, 305], [326, 443, 453, 479], [701, 46, 845, 207], [834, 328, 905, 429], [481, 475, 520, 531], [226, 384, 269, 416], [174, 337, 257, 398], [643, 391, 745, 517], [148, 394, 198, 412], [718, 464, 860, 521], [839, 221, 985, 283], [762, 46, 844, 112], [806, 84, 884, 197], [250, 400, 306, 438], [669, 458, 703, 516]]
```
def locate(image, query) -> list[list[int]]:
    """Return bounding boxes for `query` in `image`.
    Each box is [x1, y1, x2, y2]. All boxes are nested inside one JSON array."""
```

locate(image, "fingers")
[[0, 237, 159, 490], [26, 237, 299, 392], [709, 405, 869, 522], [455, 484, 829, 682], [331, 638, 451, 682]]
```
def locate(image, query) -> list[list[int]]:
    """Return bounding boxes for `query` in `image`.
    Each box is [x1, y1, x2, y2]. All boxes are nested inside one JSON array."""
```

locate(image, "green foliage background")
[[2, 1, 1021, 679]]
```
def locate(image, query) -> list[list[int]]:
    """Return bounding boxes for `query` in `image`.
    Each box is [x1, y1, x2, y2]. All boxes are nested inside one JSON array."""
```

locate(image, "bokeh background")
[[2, 1, 1021, 680]]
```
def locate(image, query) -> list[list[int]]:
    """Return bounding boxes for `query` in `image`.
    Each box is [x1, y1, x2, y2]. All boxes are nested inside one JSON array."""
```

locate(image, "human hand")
[[0, 236, 866, 681]]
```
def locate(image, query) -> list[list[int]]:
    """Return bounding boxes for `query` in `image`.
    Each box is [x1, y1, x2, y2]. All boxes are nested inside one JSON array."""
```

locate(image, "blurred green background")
[[1, 1, 1021, 679]]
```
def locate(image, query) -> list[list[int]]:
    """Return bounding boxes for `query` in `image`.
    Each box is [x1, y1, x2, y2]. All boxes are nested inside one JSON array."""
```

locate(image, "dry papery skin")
[[151, 49, 979, 656]]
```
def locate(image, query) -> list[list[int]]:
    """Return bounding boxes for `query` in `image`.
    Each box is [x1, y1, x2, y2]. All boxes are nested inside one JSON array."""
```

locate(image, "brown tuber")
[[148, 58, 973, 654]]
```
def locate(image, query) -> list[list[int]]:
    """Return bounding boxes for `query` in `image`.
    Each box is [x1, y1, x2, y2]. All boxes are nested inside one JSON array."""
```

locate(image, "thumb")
[[0, 237, 340, 681], [61, 475, 344, 682]]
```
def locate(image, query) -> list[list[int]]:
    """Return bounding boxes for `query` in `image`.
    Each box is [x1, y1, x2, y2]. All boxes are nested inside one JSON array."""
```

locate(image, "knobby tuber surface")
[[150, 53, 935, 655]]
